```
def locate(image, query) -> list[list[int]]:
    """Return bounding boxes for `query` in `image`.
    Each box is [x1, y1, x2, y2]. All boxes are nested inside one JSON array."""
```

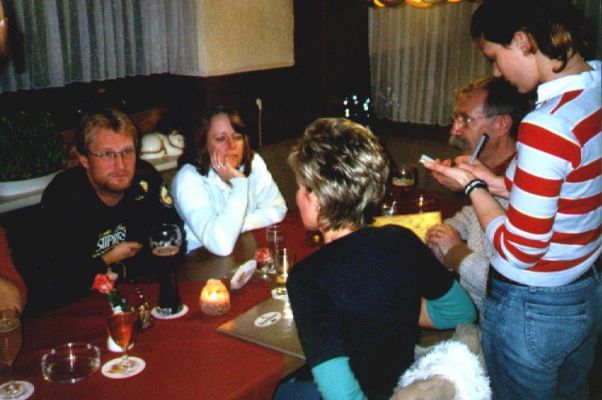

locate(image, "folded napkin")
[[230, 260, 257, 290]]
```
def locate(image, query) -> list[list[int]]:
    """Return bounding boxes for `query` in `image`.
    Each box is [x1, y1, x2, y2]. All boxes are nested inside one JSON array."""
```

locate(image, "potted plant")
[[0, 111, 67, 198]]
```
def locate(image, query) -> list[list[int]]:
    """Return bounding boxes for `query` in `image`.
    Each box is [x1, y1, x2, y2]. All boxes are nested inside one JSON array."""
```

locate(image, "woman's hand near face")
[[211, 151, 244, 182]]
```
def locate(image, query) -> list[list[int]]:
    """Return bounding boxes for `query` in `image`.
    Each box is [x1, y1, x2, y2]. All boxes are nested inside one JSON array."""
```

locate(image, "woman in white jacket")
[[172, 105, 286, 256]]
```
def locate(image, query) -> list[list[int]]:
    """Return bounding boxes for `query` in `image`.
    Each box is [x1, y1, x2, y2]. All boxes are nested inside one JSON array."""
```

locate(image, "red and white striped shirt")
[[487, 61, 601, 287]]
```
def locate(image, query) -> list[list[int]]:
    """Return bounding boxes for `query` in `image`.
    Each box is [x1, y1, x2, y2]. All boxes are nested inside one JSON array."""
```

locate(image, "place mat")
[[217, 298, 305, 360]]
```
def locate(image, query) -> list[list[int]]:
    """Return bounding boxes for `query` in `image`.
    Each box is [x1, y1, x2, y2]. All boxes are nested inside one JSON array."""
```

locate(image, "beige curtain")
[[369, 1, 602, 126], [0, 0, 200, 93], [369, 2, 488, 126]]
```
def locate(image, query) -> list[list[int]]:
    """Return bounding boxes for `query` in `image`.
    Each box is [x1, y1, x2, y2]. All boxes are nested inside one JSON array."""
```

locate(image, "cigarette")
[[469, 133, 489, 165]]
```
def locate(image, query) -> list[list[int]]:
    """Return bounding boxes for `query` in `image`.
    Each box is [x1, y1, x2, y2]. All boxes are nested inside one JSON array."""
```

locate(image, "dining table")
[[10, 188, 465, 399], [10, 212, 315, 400]]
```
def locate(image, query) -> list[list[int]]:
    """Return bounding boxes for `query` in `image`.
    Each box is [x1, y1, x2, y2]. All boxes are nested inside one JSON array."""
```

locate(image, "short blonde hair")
[[288, 118, 389, 232], [76, 108, 137, 155]]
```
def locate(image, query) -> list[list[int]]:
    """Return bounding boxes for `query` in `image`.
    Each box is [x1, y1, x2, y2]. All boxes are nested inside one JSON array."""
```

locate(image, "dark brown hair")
[[179, 105, 253, 176], [471, 0, 591, 72]]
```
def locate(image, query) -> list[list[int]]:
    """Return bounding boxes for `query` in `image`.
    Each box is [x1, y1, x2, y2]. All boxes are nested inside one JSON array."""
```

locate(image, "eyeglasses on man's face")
[[87, 147, 136, 161], [450, 113, 494, 128]]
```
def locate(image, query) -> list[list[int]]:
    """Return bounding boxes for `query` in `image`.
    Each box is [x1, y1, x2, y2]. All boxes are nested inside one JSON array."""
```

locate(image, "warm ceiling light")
[[372, 0, 404, 7], [447, 0, 462, 2], [405, 0, 432, 8]]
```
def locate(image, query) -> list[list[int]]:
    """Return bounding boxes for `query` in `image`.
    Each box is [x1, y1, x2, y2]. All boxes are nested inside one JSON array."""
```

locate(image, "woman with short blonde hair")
[[279, 118, 475, 400]]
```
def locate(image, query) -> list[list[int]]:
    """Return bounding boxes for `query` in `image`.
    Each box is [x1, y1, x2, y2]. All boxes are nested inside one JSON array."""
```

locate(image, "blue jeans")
[[482, 273, 599, 400]]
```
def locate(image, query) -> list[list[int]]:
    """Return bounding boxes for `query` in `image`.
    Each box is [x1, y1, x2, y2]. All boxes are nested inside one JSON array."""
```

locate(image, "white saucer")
[[151, 304, 189, 320], [271, 288, 289, 302], [0, 381, 34, 400], [101, 357, 146, 379]]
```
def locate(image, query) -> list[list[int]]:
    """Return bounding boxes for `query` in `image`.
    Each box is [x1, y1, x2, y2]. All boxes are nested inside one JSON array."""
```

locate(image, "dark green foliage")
[[0, 111, 67, 181]]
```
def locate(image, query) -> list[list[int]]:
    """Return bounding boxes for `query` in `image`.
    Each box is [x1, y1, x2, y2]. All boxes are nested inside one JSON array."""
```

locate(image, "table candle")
[[199, 279, 230, 316]]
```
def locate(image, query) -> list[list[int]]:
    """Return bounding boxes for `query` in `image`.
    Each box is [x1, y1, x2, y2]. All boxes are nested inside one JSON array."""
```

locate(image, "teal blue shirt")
[[426, 280, 477, 329]]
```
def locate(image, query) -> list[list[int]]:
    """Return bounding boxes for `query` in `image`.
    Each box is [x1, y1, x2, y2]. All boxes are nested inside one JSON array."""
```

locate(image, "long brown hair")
[[179, 105, 253, 176]]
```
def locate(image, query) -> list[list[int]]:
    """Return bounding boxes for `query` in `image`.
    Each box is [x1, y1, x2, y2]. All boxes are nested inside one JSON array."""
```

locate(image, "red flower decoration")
[[92, 274, 115, 294], [255, 248, 272, 263]]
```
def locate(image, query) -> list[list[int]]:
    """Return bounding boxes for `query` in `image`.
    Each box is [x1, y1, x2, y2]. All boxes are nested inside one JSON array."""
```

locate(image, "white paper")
[[419, 154, 434, 164]]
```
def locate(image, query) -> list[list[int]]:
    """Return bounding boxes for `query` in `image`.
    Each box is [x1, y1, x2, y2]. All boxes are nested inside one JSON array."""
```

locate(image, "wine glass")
[[380, 189, 398, 216], [392, 162, 417, 195], [149, 223, 183, 315], [0, 307, 32, 399], [106, 309, 140, 373]]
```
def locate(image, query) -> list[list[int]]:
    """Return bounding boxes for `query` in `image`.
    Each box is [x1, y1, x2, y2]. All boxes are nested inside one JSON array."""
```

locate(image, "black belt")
[[489, 264, 598, 288]]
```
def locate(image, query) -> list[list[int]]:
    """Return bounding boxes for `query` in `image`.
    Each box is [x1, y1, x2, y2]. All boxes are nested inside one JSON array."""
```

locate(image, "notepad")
[[217, 298, 305, 360], [373, 211, 442, 242]]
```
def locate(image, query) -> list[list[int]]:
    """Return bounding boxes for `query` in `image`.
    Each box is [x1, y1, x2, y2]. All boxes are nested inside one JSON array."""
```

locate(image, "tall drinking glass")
[[0, 308, 32, 399], [274, 248, 293, 296], [266, 224, 285, 273], [149, 223, 183, 315]]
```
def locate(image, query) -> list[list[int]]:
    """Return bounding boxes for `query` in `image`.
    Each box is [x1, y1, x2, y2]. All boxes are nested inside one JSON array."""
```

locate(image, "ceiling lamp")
[[370, 0, 469, 8], [405, 0, 432, 8], [371, 0, 404, 7]]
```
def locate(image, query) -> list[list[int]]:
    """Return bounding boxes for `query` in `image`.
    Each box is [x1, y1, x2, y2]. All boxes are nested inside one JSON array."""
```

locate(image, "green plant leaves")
[[0, 111, 67, 181]]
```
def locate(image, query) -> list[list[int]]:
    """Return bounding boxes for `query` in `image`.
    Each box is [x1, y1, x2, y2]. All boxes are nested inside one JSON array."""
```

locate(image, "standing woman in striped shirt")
[[424, 0, 601, 398]]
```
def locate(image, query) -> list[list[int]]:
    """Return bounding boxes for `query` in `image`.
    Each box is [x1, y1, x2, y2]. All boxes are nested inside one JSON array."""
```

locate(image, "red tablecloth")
[[15, 280, 283, 400]]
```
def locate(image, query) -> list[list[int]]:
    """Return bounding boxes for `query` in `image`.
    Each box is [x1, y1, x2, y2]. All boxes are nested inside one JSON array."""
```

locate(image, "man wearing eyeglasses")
[[434, 76, 532, 190], [425, 77, 531, 312], [17, 108, 181, 314]]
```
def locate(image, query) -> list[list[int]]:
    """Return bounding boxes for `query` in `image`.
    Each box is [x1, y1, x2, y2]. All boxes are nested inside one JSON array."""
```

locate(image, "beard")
[[448, 136, 471, 151], [89, 171, 134, 199]]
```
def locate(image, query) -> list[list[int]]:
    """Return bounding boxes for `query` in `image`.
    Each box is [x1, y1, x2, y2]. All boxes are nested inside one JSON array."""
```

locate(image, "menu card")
[[217, 298, 305, 360], [373, 211, 442, 242]]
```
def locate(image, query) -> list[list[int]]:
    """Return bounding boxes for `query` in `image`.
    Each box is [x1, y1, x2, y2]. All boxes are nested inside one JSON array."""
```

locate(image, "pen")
[[469, 133, 489, 165]]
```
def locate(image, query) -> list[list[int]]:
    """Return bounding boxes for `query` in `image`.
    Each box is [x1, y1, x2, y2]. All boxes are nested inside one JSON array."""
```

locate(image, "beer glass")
[[149, 223, 183, 315]]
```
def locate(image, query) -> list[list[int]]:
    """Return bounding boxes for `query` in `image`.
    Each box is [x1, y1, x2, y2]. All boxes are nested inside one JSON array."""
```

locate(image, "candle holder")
[[199, 279, 231, 316]]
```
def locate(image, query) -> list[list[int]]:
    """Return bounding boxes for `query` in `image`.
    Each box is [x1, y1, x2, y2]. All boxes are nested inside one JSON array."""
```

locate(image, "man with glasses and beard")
[[426, 77, 531, 312]]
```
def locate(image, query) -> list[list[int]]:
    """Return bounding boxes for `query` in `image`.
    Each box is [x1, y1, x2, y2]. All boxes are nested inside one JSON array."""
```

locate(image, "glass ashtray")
[[41, 342, 101, 383]]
